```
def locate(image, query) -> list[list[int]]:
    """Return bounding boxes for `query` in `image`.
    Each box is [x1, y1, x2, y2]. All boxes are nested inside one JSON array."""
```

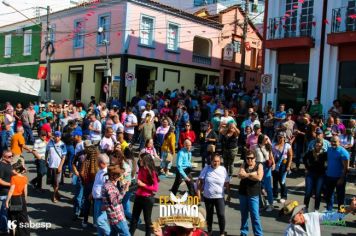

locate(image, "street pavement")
[[23, 146, 356, 236]]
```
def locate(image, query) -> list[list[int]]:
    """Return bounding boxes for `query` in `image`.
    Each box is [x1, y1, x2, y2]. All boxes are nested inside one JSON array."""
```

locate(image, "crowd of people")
[[0, 84, 355, 236]]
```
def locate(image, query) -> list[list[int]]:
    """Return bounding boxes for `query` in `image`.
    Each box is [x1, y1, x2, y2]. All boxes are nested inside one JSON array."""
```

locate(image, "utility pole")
[[240, 0, 249, 88], [45, 6, 51, 101]]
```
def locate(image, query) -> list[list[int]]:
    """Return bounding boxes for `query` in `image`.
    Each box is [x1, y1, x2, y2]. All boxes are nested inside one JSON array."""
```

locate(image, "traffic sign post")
[[261, 74, 272, 110]]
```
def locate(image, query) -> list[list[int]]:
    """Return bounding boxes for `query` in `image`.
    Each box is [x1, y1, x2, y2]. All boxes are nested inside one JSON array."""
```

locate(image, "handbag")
[[9, 196, 23, 212], [207, 144, 216, 153], [259, 145, 273, 168]]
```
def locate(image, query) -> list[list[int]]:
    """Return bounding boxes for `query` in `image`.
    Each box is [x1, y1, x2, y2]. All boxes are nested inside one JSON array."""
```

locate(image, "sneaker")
[[279, 198, 286, 204], [82, 221, 88, 228], [165, 171, 174, 176], [265, 205, 273, 212]]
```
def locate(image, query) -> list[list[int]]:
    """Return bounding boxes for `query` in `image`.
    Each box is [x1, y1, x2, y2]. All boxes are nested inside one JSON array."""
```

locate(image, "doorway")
[[195, 73, 208, 90], [94, 71, 106, 102], [278, 64, 309, 111], [135, 65, 157, 96], [74, 72, 83, 101]]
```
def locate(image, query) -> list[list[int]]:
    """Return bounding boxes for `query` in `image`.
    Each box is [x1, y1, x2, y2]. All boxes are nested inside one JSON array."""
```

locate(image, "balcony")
[[192, 54, 212, 65], [327, 6, 356, 46], [265, 15, 315, 50]]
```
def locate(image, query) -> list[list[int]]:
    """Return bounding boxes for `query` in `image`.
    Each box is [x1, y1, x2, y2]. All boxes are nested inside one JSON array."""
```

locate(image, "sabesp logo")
[[7, 220, 17, 230]]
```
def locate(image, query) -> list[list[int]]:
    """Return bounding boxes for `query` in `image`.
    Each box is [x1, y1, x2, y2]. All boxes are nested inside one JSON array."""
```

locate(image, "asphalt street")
[[22, 146, 356, 236]]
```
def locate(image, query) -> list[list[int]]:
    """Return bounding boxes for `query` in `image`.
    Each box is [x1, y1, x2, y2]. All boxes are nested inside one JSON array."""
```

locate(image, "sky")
[[0, 0, 76, 27]]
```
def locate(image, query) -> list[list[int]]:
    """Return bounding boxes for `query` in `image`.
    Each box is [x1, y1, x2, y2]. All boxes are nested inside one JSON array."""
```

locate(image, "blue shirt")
[[176, 148, 192, 179], [326, 146, 350, 178], [307, 139, 331, 152], [207, 103, 217, 115]]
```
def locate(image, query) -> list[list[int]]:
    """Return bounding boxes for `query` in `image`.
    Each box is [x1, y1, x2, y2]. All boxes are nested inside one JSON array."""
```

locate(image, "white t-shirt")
[[90, 120, 102, 141], [74, 141, 85, 155], [124, 113, 138, 134], [199, 165, 229, 199], [47, 140, 67, 169], [141, 110, 155, 122], [33, 139, 47, 160], [92, 167, 108, 199], [112, 122, 124, 134], [100, 136, 116, 152]]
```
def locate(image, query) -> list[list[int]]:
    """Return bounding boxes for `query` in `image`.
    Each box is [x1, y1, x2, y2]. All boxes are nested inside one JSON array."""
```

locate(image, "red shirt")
[[179, 130, 196, 148], [136, 167, 159, 197]]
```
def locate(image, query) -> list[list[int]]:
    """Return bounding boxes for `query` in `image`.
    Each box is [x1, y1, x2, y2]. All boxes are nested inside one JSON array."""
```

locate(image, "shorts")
[[48, 168, 61, 187]]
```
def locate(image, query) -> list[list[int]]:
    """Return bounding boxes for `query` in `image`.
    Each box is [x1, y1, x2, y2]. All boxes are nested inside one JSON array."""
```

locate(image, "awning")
[[0, 72, 41, 96]]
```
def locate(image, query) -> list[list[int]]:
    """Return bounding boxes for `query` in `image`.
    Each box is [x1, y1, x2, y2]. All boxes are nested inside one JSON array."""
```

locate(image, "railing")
[[192, 54, 212, 65], [331, 6, 356, 33], [267, 15, 315, 40]]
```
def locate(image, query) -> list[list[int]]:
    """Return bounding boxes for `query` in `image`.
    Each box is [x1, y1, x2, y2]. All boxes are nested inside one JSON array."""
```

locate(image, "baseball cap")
[[290, 204, 305, 222], [253, 124, 261, 130], [54, 131, 61, 137], [71, 130, 83, 137], [315, 128, 323, 135]]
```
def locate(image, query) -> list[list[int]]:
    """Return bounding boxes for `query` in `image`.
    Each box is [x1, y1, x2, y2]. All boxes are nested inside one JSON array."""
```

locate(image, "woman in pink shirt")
[[130, 153, 159, 236]]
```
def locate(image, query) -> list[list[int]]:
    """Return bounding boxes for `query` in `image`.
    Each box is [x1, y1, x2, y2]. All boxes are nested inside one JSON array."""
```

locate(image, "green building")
[[0, 20, 42, 104]]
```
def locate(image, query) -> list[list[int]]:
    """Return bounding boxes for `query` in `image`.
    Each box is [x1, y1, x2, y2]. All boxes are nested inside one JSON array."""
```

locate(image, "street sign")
[[103, 84, 109, 93], [223, 43, 234, 61], [261, 74, 272, 93], [125, 72, 135, 87]]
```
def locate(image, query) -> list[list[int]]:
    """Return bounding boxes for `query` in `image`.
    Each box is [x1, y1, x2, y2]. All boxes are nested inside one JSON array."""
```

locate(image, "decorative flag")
[[293, 5, 299, 9], [285, 13, 291, 17], [298, 0, 304, 3], [283, 25, 287, 29], [324, 19, 329, 24], [117, 32, 121, 37], [312, 21, 316, 26], [349, 14, 356, 19], [274, 24, 278, 30], [37, 66, 47, 80], [336, 17, 342, 22]]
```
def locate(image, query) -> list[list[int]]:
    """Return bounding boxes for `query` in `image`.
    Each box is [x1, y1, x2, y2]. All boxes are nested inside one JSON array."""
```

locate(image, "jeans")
[[204, 198, 225, 234], [130, 196, 154, 236], [223, 147, 238, 177], [0, 196, 8, 232], [272, 170, 288, 199], [23, 124, 34, 145], [171, 167, 195, 196], [110, 220, 130, 236], [262, 165, 273, 205], [83, 182, 94, 223], [239, 195, 263, 236], [324, 175, 346, 211], [304, 172, 324, 210], [65, 144, 75, 173], [94, 199, 111, 236], [122, 191, 133, 222], [175, 126, 181, 146], [295, 141, 305, 168], [73, 176, 84, 217], [160, 152, 172, 170]]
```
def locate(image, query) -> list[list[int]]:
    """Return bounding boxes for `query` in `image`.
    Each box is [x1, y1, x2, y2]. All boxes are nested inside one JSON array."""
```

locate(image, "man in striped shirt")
[[30, 131, 48, 191]]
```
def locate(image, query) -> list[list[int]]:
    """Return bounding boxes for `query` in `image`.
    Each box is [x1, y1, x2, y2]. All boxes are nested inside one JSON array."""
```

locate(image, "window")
[[97, 14, 110, 45], [300, 0, 314, 36], [140, 16, 154, 46], [167, 23, 179, 51], [233, 41, 241, 53], [284, 0, 299, 37], [4, 34, 11, 57], [74, 20, 85, 48], [23, 30, 32, 55]]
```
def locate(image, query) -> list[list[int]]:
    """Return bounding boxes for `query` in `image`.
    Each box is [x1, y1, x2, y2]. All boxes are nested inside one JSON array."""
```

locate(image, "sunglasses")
[[4, 155, 13, 158], [185, 125, 190, 127]]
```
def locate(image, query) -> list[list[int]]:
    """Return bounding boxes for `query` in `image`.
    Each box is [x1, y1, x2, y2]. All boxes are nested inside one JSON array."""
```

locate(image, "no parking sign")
[[261, 74, 272, 93], [125, 72, 135, 87]]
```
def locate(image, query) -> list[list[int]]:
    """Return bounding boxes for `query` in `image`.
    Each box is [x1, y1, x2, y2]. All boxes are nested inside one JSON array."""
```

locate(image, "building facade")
[[196, 5, 263, 91], [264, 0, 356, 115], [40, 0, 223, 105], [158, 0, 265, 25], [0, 21, 41, 80]]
